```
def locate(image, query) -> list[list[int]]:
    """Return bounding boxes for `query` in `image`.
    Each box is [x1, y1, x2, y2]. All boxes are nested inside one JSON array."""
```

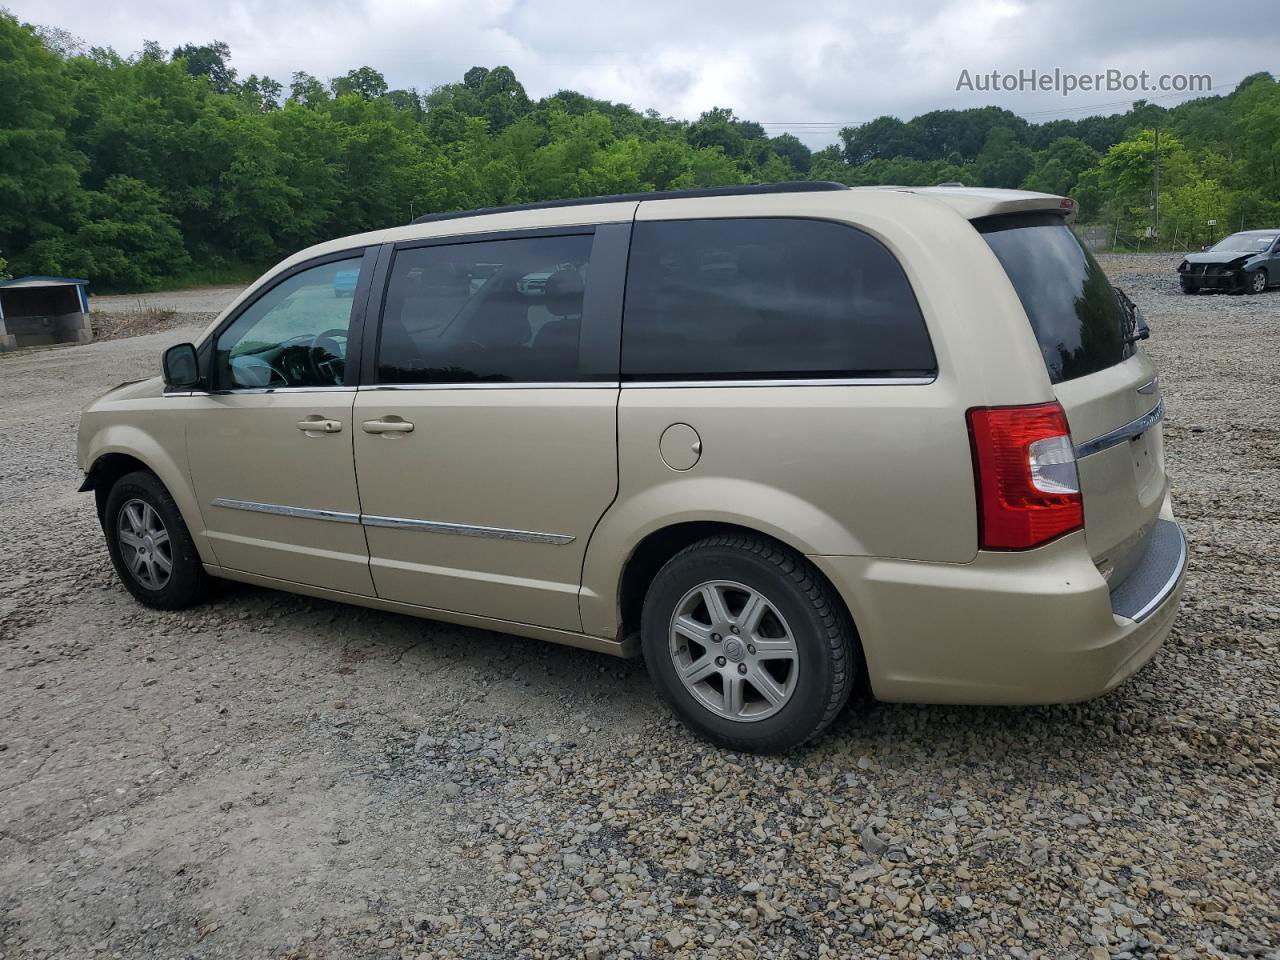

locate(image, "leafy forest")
[[2, 10, 1278, 291]]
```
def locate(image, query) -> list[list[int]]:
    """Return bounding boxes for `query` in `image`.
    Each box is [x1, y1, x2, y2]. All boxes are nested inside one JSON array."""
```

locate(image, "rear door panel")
[[353, 386, 618, 630]]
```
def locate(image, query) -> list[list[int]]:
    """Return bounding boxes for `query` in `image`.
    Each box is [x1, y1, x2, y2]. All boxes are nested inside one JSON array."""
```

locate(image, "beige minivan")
[[78, 182, 1186, 751]]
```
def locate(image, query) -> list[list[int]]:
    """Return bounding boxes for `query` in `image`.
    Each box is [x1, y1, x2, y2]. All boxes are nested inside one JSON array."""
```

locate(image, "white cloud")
[[8, 0, 1277, 147]]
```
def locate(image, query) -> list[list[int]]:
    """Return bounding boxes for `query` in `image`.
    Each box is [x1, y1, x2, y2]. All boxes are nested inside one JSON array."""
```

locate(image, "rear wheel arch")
[[617, 521, 863, 656]]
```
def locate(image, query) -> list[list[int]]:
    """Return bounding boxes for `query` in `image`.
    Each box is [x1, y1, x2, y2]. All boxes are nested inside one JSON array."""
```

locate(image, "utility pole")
[[1153, 125, 1160, 241]]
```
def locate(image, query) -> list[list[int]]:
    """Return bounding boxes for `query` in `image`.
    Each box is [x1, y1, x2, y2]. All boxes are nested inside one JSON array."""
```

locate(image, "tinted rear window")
[[377, 234, 593, 384], [622, 218, 935, 381], [978, 213, 1132, 383]]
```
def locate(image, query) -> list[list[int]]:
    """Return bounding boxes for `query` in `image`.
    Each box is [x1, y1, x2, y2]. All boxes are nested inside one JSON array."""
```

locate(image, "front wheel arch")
[[84, 452, 153, 523]]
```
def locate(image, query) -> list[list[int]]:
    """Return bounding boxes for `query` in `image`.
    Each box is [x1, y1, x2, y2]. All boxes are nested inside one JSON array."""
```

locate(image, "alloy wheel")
[[668, 580, 799, 722], [116, 498, 173, 590]]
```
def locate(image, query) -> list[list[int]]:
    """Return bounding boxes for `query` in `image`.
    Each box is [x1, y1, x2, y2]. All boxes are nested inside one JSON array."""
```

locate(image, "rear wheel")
[[640, 534, 856, 752], [104, 470, 208, 609], [1247, 269, 1268, 294]]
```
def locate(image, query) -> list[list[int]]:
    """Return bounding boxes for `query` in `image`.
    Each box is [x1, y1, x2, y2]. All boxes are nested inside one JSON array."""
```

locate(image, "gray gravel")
[[1, 255, 1278, 959], [88, 285, 243, 316]]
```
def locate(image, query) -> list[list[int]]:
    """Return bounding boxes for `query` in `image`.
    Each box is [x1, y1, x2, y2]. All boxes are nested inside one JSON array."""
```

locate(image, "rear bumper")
[[810, 514, 1187, 705]]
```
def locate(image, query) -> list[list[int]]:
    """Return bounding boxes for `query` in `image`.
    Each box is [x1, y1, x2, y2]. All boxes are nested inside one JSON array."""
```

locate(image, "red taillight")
[[966, 402, 1083, 550]]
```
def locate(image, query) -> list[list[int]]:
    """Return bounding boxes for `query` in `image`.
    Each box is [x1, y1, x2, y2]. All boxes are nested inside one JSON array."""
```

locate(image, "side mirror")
[[1201, 244, 1210, 251], [162, 342, 201, 389]]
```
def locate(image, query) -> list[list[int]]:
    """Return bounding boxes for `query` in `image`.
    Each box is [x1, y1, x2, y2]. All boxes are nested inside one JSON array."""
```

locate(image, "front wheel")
[[104, 470, 209, 609], [1247, 269, 1268, 294], [641, 534, 857, 752], [1179, 278, 1199, 294]]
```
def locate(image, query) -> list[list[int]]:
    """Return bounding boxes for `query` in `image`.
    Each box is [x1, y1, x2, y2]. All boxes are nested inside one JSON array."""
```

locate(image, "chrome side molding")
[[362, 514, 574, 544], [210, 498, 361, 524], [210, 497, 573, 544], [1074, 399, 1165, 459]]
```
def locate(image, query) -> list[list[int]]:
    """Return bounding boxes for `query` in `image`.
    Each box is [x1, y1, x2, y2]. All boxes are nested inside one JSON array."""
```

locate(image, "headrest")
[[544, 267, 585, 318]]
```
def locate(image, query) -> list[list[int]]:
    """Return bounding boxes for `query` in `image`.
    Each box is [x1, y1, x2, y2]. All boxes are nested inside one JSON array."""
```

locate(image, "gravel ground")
[[1, 254, 1277, 960], [88, 285, 244, 316]]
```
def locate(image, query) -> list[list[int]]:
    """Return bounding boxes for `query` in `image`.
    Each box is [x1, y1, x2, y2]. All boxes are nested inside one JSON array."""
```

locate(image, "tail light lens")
[[966, 402, 1083, 550]]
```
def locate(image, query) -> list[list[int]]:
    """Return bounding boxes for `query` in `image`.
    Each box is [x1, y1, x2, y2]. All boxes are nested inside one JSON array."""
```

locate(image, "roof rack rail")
[[409, 181, 849, 225]]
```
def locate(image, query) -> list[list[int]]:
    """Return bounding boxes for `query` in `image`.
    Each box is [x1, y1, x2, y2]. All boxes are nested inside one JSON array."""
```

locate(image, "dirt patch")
[[90, 308, 209, 343]]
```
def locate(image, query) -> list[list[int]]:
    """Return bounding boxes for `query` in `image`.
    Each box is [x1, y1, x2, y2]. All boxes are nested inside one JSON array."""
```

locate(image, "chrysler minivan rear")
[[809, 197, 1186, 705]]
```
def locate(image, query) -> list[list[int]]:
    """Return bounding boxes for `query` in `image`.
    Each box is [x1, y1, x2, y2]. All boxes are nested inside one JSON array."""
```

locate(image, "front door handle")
[[296, 418, 342, 433], [362, 418, 415, 434]]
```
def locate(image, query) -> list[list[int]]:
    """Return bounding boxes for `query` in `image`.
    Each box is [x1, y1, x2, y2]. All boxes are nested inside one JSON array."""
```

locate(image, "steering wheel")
[[308, 328, 348, 384]]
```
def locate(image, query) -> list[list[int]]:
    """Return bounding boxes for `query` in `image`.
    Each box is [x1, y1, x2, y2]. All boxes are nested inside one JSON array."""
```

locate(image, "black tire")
[[640, 534, 857, 752], [1179, 279, 1198, 294], [1246, 269, 1268, 295], [103, 470, 208, 609]]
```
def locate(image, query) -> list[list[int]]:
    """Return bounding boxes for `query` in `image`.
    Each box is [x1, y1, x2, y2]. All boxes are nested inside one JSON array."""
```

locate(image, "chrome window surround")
[[362, 382, 618, 391], [361, 376, 936, 390], [621, 376, 936, 388], [1074, 399, 1165, 459], [180, 386, 359, 397], [210, 497, 573, 545], [175, 378, 937, 394]]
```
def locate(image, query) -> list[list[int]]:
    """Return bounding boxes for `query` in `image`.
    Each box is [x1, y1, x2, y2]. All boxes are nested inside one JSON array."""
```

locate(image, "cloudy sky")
[[9, 0, 1279, 146]]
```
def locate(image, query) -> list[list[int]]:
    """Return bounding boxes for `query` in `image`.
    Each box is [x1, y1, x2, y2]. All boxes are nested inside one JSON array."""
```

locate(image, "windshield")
[[1209, 233, 1275, 254], [978, 212, 1133, 384]]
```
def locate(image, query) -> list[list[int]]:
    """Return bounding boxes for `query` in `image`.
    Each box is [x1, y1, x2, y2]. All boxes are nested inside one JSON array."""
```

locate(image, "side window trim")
[[367, 224, 626, 387], [199, 246, 375, 393]]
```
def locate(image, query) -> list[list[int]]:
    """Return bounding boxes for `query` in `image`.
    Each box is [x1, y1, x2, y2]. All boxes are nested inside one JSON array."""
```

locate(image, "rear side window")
[[621, 218, 935, 381], [978, 213, 1133, 384], [377, 233, 593, 384]]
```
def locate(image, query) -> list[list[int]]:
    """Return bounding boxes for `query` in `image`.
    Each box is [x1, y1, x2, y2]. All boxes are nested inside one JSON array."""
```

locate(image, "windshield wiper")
[[1115, 287, 1150, 344]]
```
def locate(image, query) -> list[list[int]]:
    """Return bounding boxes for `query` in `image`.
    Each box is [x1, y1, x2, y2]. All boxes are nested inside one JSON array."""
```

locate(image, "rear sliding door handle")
[[362, 418, 415, 434], [296, 418, 342, 433]]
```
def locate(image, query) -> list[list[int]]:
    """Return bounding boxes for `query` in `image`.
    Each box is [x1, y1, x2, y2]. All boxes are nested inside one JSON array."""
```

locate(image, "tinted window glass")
[[621, 218, 934, 380], [978, 213, 1133, 384], [214, 257, 362, 389], [377, 234, 594, 384]]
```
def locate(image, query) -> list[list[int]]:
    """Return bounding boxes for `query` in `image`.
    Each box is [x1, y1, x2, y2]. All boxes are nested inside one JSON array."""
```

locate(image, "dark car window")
[[377, 234, 594, 384], [621, 218, 935, 381], [978, 213, 1133, 384]]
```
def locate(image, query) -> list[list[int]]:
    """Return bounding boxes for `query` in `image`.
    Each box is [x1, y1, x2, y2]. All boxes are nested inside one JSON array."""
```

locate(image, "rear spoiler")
[[902, 187, 1077, 225]]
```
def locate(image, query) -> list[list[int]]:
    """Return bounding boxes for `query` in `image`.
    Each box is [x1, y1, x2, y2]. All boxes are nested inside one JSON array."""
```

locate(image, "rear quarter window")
[[621, 218, 936, 381], [977, 213, 1133, 384]]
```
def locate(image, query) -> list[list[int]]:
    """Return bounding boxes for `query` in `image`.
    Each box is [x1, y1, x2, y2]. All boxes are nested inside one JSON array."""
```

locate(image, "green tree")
[[73, 175, 190, 288], [331, 66, 388, 101], [1022, 137, 1100, 196], [975, 126, 1033, 188], [170, 40, 236, 93], [0, 13, 87, 275]]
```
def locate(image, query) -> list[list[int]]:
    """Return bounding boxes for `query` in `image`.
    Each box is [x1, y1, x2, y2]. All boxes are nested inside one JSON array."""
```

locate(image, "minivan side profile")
[[78, 182, 1187, 752]]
